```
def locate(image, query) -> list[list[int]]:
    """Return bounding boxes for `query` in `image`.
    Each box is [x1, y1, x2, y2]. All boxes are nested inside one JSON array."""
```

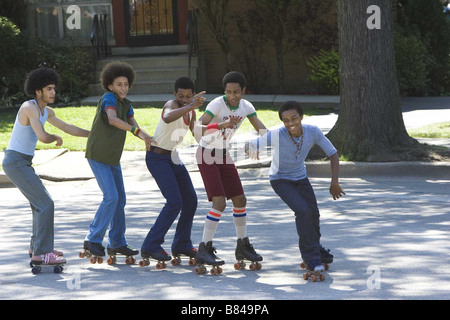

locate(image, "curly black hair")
[[222, 71, 246, 90], [174, 77, 195, 92], [24, 67, 59, 97], [278, 101, 304, 121], [100, 61, 136, 92]]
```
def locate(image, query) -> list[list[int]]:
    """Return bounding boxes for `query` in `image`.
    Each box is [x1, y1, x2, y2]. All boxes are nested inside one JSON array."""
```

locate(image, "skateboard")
[[194, 263, 223, 276], [79, 249, 104, 264], [106, 254, 136, 266], [171, 253, 197, 267], [300, 262, 326, 282], [30, 260, 65, 275], [138, 257, 169, 270], [234, 260, 262, 271]]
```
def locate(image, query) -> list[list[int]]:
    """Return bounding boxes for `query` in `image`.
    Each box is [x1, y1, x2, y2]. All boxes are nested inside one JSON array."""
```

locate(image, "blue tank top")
[[7, 100, 48, 156]]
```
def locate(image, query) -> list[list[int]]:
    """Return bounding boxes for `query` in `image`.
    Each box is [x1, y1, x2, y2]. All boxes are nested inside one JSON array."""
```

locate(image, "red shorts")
[[196, 147, 244, 201]]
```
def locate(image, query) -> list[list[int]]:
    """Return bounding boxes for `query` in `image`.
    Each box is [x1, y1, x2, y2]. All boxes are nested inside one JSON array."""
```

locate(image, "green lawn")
[[407, 122, 450, 139], [0, 106, 286, 152], [2, 106, 449, 153]]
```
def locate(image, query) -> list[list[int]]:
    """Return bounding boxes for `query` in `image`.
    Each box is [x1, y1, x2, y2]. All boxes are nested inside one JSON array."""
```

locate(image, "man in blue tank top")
[[2, 67, 90, 267]]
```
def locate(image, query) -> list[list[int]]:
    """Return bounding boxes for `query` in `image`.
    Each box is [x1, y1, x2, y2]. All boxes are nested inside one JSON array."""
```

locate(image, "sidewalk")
[[1, 96, 450, 185]]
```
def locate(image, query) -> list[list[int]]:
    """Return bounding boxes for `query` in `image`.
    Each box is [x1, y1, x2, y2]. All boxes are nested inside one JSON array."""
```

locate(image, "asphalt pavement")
[[0, 96, 449, 301]]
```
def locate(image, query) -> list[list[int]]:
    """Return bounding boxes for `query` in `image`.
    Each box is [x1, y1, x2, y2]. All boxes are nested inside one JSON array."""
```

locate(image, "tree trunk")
[[327, 0, 417, 161]]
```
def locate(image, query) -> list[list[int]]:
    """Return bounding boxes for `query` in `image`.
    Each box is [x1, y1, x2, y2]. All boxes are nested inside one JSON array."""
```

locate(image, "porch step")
[[89, 45, 198, 96]]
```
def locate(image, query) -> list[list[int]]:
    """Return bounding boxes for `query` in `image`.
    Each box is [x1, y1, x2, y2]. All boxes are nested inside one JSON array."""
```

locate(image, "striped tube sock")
[[202, 209, 222, 243], [233, 207, 247, 239]]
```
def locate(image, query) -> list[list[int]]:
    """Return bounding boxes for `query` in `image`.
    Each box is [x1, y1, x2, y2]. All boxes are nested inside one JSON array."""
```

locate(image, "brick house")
[[25, 0, 334, 95]]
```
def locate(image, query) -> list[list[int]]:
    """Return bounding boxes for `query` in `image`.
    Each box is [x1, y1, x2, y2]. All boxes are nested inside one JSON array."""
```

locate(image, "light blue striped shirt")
[[249, 124, 337, 181]]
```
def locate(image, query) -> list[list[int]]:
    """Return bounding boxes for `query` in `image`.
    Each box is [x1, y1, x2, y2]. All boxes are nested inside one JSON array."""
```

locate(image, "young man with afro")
[[2, 67, 90, 266]]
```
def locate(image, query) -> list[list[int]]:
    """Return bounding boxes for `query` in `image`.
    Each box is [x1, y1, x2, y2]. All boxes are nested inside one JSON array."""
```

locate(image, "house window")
[[26, 0, 113, 45]]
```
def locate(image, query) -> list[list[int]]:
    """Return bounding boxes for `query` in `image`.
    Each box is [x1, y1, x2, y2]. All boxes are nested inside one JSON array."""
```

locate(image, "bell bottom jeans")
[[270, 178, 322, 265], [2, 150, 54, 256], [86, 158, 127, 249], [141, 152, 197, 253]]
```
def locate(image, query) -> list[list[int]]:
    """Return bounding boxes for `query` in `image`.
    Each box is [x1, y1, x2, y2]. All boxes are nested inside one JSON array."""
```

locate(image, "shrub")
[[306, 48, 339, 95]]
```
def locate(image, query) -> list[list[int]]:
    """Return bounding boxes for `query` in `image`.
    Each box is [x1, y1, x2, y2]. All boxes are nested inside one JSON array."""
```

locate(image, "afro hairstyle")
[[100, 61, 136, 92], [24, 67, 59, 97]]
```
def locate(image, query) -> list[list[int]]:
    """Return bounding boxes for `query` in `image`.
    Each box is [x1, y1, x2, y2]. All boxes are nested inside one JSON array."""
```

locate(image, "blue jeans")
[[86, 158, 127, 248], [270, 178, 321, 265], [141, 152, 197, 253], [2, 150, 54, 255]]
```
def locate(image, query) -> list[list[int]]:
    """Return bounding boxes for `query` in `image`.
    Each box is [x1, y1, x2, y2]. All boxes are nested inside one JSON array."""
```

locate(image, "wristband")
[[206, 123, 219, 131], [130, 126, 140, 136]]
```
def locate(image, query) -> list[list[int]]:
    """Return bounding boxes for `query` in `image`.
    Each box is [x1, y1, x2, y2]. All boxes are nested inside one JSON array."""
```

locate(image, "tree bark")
[[327, 0, 417, 161]]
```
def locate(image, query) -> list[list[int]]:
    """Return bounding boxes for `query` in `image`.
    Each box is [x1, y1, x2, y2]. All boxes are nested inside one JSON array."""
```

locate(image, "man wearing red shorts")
[[194, 72, 267, 271]]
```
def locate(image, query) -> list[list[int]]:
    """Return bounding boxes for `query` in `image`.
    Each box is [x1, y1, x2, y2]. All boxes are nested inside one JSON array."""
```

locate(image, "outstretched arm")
[[329, 152, 346, 200], [46, 107, 90, 138]]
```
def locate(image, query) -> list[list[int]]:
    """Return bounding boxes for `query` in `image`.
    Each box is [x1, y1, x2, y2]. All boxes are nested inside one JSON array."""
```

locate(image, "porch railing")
[[186, 9, 199, 79], [91, 14, 111, 78]]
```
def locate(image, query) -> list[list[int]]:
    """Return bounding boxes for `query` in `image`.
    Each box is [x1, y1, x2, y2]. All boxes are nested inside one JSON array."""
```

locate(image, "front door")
[[125, 0, 179, 47]]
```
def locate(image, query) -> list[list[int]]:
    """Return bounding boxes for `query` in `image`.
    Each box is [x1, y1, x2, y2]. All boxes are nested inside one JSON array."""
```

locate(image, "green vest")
[[85, 93, 131, 166]]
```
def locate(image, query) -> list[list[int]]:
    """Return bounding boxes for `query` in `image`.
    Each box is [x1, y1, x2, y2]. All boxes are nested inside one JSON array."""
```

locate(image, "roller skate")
[[171, 247, 197, 267], [194, 241, 224, 276], [139, 249, 171, 270], [234, 237, 263, 271], [79, 241, 105, 264], [106, 245, 138, 265], [28, 249, 63, 258], [320, 246, 333, 270], [30, 252, 66, 275], [300, 260, 326, 282]]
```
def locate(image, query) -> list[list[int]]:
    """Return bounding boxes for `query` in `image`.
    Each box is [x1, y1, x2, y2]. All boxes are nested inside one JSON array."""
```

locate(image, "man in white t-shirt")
[[193, 71, 267, 274]]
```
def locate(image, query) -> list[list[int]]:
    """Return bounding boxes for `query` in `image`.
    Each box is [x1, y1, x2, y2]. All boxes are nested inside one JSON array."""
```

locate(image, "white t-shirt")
[[199, 96, 257, 150]]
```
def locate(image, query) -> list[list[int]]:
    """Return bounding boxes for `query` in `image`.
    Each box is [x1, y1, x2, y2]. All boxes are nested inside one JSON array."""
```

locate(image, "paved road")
[[0, 165, 449, 300]]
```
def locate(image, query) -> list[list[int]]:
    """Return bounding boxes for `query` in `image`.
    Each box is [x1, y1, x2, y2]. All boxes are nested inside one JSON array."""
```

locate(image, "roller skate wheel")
[[79, 252, 85, 259], [53, 266, 63, 274], [138, 260, 148, 267], [320, 273, 326, 281], [188, 258, 196, 266], [125, 257, 134, 265], [310, 274, 317, 282], [303, 273, 309, 280], [90, 257, 97, 264], [106, 257, 115, 265], [210, 268, 217, 276], [31, 266, 41, 275], [300, 262, 307, 269], [256, 262, 262, 270], [171, 258, 180, 266]]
